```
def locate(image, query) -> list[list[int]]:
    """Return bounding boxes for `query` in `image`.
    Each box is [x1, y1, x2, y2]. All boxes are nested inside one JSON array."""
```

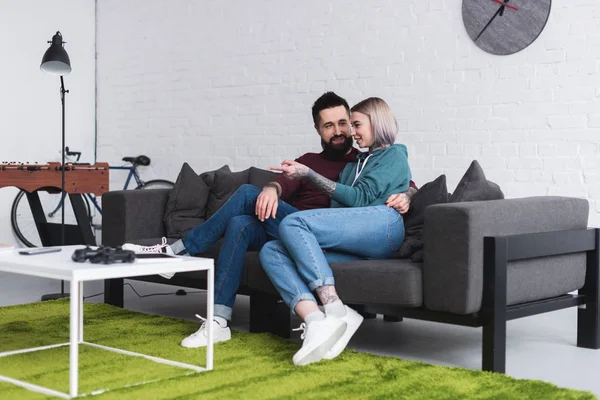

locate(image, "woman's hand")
[[269, 160, 310, 180]]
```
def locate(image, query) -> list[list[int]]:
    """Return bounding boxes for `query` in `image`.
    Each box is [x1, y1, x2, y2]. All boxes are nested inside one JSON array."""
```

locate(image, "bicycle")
[[11, 147, 174, 248]]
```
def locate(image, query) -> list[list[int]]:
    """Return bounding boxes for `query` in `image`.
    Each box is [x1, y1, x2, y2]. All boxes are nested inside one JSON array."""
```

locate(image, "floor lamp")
[[40, 31, 71, 301]]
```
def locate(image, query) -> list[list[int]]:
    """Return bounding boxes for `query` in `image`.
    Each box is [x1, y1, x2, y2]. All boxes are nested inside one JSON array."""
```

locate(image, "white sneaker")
[[292, 317, 346, 366], [122, 237, 176, 279], [180, 314, 231, 348], [323, 306, 364, 360]]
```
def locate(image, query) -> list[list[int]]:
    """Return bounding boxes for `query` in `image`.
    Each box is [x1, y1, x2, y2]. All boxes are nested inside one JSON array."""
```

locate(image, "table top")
[[0, 245, 213, 282]]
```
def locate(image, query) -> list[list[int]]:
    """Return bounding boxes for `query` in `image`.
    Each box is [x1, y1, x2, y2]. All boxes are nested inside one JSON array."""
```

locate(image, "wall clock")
[[462, 0, 551, 55]]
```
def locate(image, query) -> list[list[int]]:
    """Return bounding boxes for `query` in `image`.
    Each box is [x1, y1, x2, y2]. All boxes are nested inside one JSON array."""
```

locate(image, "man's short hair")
[[311, 92, 350, 125]]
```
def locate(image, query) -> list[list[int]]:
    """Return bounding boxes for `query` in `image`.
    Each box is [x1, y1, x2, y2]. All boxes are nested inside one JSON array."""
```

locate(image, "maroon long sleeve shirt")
[[273, 148, 417, 211]]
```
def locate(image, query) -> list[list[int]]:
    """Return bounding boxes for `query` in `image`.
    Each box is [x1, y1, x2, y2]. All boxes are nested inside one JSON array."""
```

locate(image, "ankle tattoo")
[[316, 285, 339, 305]]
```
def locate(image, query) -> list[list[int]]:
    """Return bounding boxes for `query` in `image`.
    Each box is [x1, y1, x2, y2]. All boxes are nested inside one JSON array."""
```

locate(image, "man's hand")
[[386, 193, 411, 214], [256, 186, 279, 222], [269, 160, 309, 180]]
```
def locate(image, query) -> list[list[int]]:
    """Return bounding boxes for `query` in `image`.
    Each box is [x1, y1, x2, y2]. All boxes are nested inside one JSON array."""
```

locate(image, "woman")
[[260, 97, 411, 366]]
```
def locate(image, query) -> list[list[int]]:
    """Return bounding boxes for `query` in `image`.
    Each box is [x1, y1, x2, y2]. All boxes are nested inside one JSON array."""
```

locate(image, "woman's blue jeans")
[[259, 205, 405, 314], [183, 184, 298, 320]]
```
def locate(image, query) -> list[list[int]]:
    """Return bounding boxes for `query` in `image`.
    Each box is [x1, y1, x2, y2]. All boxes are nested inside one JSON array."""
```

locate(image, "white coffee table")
[[0, 245, 214, 399]]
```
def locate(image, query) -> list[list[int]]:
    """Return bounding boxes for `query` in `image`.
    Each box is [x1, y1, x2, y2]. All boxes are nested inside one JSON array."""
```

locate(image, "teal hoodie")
[[330, 144, 411, 208]]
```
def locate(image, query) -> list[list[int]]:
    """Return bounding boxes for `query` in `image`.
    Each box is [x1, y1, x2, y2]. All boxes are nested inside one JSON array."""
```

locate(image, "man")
[[124, 92, 416, 348]]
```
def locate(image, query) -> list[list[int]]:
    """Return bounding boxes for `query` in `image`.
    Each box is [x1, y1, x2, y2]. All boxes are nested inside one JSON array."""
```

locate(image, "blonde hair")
[[351, 97, 398, 149]]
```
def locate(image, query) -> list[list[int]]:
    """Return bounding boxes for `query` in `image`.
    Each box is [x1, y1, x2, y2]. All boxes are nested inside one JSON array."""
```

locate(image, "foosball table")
[[0, 162, 109, 246]]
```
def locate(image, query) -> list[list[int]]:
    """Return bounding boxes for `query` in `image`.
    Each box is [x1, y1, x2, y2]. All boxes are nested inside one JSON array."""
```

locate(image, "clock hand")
[[475, 4, 504, 41], [493, 0, 519, 11]]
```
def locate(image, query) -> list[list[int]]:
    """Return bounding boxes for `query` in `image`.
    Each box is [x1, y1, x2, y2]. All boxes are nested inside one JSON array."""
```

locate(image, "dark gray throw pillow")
[[394, 174, 448, 261], [449, 160, 504, 203], [163, 162, 210, 238], [200, 165, 231, 188], [205, 168, 251, 219]]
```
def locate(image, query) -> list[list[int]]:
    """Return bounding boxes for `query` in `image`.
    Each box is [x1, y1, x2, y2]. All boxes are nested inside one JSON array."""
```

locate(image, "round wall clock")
[[462, 0, 551, 55]]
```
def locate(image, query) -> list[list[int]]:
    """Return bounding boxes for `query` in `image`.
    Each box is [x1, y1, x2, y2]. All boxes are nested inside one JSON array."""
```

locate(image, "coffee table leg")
[[79, 281, 83, 342], [70, 279, 79, 397], [206, 265, 214, 371]]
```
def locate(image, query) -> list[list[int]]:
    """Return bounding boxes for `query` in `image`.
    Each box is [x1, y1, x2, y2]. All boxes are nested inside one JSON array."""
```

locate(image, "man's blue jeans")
[[259, 205, 405, 314], [182, 184, 298, 320]]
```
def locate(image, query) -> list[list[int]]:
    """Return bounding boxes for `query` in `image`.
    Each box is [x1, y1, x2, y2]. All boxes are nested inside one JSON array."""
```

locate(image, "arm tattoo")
[[316, 285, 340, 305], [406, 187, 417, 200], [306, 169, 336, 196], [293, 166, 310, 179]]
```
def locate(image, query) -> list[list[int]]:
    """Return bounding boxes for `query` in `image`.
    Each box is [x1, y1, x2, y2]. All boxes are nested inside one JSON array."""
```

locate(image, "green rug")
[[0, 300, 594, 400]]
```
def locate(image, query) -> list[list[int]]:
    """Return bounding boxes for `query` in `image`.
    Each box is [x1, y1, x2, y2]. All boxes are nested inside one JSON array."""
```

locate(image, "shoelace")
[[292, 323, 307, 340], [190, 314, 209, 337], [137, 237, 168, 253]]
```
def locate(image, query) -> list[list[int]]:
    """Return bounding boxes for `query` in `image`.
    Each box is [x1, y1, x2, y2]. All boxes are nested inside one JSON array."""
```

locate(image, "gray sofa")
[[102, 164, 600, 373]]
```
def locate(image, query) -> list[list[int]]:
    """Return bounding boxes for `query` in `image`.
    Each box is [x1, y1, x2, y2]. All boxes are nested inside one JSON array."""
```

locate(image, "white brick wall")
[[97, 0, 600, 226]]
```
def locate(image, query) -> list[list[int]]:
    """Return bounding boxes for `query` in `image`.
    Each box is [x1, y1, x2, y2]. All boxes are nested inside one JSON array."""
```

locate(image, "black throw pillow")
[[200, 165, 231, 188], [205, 168, 251, 219], [163, 163, 210, 238], [394, 174, 448, 261], [449, 160, 504, 203]]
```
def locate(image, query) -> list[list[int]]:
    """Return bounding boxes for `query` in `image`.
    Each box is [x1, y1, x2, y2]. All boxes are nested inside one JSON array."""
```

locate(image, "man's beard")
[[322, 135, 353, 158]]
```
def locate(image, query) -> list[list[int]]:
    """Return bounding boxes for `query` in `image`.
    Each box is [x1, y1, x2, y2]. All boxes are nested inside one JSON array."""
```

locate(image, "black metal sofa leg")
[[104, 278, 124, 308], [482, 317, 506, 373], [578, 229, 600, 349], [482, 236, 508, 373], [249, 293, 291, 339]]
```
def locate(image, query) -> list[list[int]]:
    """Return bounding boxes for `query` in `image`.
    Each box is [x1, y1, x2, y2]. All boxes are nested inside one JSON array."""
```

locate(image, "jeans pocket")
[[387, 212, 405, 253]]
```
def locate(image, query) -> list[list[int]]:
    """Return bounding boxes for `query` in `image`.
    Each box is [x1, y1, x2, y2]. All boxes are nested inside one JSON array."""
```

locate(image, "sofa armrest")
[[101, 189, 170, 246], [423, 196, 589, 315]]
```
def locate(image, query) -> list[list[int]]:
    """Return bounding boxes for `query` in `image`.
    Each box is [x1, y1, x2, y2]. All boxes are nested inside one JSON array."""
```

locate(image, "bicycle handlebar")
[[65, 147, 82, 162]]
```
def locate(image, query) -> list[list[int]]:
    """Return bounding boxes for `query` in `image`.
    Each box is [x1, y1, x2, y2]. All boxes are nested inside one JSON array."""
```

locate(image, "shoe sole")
[[323, 311, 364, 360], [293, 323, 346, 366], [180, 332, 231, 348]]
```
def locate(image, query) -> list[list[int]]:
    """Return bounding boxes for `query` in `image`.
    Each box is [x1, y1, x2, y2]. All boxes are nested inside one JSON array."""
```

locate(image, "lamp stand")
[[41, 76, 69, 301]]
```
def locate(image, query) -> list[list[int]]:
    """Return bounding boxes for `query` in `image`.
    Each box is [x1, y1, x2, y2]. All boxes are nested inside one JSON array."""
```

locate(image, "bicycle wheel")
[[11, 190, 92, 248], [137, 179, 174, 190]]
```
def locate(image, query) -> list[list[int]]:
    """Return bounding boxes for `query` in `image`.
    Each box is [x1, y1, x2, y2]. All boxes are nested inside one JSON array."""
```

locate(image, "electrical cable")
[[83, 282, 206, 300]]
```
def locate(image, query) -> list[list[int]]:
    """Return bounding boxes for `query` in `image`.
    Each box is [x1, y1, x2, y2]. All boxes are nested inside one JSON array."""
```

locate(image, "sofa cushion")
[[449, 160, 504, 203], [206, 168, 251, 219], [248, 167, 278, 188], [163, 163, 210, 238], [395, 174, 448, 262], [200, 164, 231, 188], [246, 258, 423, 308]]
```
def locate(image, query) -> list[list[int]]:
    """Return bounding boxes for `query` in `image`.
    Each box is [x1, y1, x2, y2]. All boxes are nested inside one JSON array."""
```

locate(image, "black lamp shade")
[[40, 32, 71, 75]]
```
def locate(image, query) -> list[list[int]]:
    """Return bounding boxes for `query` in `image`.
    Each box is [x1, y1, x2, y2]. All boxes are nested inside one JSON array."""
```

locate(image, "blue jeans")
[[259, 205, 405, 314], [182, 184, 298, 320]]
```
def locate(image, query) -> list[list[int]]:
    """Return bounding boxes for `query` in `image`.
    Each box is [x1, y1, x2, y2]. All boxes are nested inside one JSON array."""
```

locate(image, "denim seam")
[[387, 211, 402, 252], [274, 242, 308, 311], [214, 219, 257, 301], [308, 277, 335, 291], [295, 206, 388, 220], [295, 219, 323, 285]]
